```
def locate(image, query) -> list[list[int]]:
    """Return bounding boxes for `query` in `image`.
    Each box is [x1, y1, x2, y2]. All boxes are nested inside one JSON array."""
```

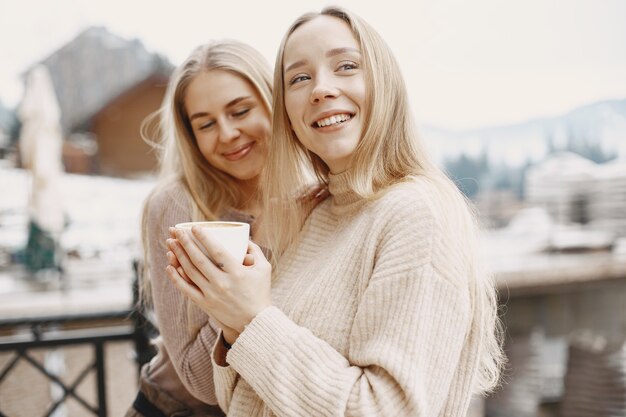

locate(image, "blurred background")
[[1, 0, 625, 416]]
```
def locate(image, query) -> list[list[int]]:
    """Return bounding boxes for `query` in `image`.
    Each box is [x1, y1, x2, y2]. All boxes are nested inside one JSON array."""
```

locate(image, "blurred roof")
[[594, 158, 626, 180], [526, 151, 597, 182], [26, 26, 173, 134]]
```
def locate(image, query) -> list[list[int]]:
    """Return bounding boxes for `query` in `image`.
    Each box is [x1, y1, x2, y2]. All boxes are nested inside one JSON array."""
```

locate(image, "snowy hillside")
[[0, 167, 155, 266]]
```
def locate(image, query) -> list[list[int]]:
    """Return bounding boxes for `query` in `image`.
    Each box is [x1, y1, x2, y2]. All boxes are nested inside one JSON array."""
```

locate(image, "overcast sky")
[[1, 0, 625, 130]]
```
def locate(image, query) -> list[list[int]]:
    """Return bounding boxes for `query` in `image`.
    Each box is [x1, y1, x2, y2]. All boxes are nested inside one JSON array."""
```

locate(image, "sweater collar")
[[328, 170, 361, 207]]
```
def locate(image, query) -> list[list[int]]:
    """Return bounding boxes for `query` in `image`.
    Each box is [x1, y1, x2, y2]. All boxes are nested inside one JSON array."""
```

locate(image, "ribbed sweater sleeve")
[[213, 183, 475, 416], [211, 331, 241, 412], [147, 182, 220, 403]]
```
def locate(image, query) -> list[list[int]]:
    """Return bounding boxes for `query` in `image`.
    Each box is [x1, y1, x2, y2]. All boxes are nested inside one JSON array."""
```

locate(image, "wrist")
[[241, 303, 272, 332]]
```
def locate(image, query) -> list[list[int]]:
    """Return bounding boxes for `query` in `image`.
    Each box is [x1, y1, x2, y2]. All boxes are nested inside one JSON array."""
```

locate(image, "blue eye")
[[337, 61, 359, 72], [289, 74, 310, 85]]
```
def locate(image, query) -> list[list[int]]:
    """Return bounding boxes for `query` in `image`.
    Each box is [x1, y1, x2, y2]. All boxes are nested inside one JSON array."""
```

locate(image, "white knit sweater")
[[212, 172, 482, 416]]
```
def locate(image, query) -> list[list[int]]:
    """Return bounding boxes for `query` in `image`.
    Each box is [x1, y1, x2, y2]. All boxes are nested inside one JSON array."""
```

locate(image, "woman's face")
[[283, 15, 366, 174], [184, 70, 270, 181]]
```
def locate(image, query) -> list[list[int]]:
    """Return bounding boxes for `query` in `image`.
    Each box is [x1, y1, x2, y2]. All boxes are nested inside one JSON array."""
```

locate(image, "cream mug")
[[174, 221, 250, 264]]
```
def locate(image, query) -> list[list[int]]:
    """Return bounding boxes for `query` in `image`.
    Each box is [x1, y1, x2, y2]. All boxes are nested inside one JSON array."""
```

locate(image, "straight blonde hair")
[[140, 40, 272, 306], [263, 6, 504, 395]]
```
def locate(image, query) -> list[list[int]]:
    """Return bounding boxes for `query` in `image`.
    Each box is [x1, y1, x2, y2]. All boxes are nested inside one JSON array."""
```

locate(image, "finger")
[[165, 265, 206, 305], [298, 184, 322, 203], [166, 251, 181, 269], [247, 240, 269, 263], [188, 226, 238, 271], [167, 238, 214, 293], [177, 265, 195, 286], [314, 187, 330, 201], [169, 227, 177, 239]]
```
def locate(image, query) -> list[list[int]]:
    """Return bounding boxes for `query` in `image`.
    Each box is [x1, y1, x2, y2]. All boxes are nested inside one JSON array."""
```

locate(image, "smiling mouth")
[[223, 142, 254, 161], [312, 113, 354, 128]]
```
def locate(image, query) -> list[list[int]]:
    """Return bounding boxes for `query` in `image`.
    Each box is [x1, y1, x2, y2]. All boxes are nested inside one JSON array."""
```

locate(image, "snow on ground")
[[0, 166, 155, 270]]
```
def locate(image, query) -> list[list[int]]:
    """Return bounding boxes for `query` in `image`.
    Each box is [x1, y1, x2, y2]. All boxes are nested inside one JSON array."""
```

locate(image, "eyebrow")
[[284, 47, 361, 74], [326, 47, 360, 58], [189, 96, 251, 122]]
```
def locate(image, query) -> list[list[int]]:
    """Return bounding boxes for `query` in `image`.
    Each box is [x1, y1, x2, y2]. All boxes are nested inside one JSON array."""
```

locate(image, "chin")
[[232, 168, 262, 182]]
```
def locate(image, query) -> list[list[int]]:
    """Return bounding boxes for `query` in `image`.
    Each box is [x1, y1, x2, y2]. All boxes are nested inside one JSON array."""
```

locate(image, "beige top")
[[145, 180, 252, 411], [211, 171, 484, 416]]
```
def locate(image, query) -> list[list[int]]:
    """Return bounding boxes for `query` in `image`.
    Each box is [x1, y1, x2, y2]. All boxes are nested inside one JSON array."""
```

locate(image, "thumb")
[[243, 253, 255, 266], [247, 240, 267, 259]]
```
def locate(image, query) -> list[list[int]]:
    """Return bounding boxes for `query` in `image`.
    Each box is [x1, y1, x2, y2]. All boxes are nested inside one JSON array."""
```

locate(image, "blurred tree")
[[563, 125, 616, 163], [444, 148, 490, 199], [9, 117, 21, 146]]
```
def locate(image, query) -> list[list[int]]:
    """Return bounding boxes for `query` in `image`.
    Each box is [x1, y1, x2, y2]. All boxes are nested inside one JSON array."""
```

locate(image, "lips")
[[222, 142, 255, 161]]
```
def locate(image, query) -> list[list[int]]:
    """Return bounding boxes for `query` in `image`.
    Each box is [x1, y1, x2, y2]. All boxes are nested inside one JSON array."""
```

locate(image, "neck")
[[235, 176, 261, 216], [328, 169, 361, 207]]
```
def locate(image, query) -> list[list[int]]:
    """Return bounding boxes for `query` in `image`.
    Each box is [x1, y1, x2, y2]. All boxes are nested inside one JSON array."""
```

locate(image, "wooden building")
[[22, 27, 173, 177]]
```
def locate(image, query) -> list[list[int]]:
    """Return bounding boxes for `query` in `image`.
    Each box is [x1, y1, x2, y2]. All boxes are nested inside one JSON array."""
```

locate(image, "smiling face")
[[283, 15, 366, 174], [184, 69, 270, 182]]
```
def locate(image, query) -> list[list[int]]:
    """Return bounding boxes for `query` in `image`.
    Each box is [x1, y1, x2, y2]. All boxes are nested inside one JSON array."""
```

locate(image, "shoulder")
[[368, 176, 475, 277], [147, 179, 190, 208], [369, 176, 447, 230], [145, 178, 193, 229]]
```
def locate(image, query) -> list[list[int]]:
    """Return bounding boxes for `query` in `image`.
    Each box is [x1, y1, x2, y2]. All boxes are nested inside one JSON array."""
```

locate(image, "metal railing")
[[0, 264, 156, 417]]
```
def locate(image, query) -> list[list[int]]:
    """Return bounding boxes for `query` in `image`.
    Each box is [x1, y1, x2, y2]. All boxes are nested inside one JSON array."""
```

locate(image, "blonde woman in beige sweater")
[[166, 6, 504, 417], [125, 40, 273, 417]]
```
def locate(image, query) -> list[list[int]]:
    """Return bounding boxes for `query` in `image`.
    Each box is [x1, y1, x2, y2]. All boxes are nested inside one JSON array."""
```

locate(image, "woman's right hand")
[[168, 252, 241, 344]]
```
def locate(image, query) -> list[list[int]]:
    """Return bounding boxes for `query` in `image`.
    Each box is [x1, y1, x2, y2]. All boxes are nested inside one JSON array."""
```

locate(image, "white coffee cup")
[[174, 221, 250, 264]]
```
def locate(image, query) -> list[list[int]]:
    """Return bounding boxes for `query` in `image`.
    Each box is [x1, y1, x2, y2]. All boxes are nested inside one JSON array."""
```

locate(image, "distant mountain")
[[422, 98, 626, 167]]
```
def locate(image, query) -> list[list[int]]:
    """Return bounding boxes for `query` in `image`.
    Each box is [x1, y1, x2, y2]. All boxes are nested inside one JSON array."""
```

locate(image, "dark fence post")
[[131, 259, 157, 374], [95, 341, 107, 417]]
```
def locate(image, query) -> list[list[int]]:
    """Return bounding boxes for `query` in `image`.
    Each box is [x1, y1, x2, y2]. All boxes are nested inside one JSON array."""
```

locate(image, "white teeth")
[[316, 113, 351, 127]]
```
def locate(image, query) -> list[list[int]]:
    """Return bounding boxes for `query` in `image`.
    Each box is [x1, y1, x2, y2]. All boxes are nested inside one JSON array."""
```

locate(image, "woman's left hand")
[[165, 226, 272, 335]]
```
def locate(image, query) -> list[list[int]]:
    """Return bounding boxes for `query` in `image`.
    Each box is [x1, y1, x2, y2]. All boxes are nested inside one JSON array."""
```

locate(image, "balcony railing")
[[0, 263, 156, 417]]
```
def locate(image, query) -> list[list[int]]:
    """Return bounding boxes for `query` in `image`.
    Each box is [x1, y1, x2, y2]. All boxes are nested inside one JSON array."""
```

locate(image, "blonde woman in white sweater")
[[165, 6, 504, 416]]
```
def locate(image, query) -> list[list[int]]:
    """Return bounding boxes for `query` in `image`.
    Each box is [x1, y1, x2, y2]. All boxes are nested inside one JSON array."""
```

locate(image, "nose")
[[310, 75, 339, 104], [218, 119, 240, 143]]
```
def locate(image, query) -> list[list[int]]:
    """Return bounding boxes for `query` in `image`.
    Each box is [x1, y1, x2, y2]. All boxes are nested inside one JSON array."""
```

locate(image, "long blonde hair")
[[263, 6, 504, 394], [140, 40, 272, 305]]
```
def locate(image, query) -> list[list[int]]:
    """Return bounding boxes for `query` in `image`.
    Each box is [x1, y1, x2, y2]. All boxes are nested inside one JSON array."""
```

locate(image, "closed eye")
[[199, 120, 215, 130], [233, 108, 250, 117]]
